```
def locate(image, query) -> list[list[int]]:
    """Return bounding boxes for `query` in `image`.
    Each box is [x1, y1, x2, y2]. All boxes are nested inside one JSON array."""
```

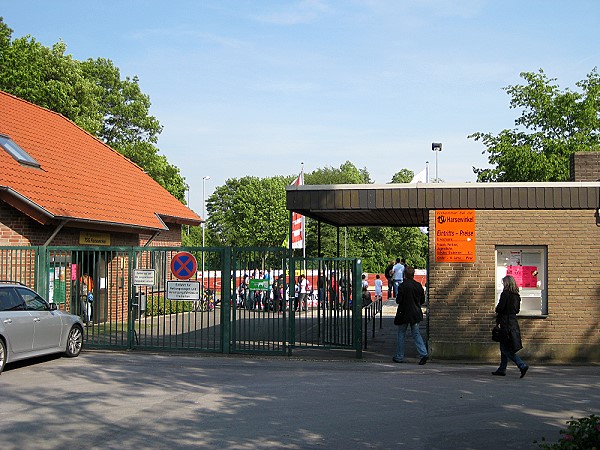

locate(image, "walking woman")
[[492, 275, 529, 378]]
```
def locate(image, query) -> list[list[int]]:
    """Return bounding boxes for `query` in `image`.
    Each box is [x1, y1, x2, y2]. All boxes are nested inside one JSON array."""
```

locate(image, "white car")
[[0, 281, 83, 374]]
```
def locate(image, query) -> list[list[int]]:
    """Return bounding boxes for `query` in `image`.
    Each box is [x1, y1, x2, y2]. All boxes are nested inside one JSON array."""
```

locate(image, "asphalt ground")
[[1, 347, 599, 450]]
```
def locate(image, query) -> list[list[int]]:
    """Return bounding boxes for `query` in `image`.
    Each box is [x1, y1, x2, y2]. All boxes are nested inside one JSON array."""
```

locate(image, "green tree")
[[390, 169, 414, 183], [206, 176, 291, 247], [0, 20, 102, 133], [306, 160, 371, 185], [0, 18, 186, 201], [470, 69, 600, 182]]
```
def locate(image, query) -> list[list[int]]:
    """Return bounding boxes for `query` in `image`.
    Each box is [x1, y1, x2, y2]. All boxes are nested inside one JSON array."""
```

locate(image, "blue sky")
[[2, 1, 598, 215]]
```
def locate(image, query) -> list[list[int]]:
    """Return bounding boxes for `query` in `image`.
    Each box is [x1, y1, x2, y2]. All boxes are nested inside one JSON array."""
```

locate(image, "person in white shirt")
[[295, 274, 308, 311], [391, 258, 405, 298], [374, 274, 383, 301]]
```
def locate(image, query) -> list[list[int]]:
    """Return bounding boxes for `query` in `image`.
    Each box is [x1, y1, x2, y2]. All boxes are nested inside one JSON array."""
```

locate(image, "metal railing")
[[362, 297, 383, 349]]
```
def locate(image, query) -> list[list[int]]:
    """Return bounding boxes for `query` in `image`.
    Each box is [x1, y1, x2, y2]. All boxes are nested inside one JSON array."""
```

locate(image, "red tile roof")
[[0, 90, 201, 230]]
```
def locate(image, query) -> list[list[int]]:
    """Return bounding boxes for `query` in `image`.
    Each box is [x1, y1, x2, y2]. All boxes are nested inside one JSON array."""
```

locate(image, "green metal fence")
[[231, 247, 290, 355], [289, 257, 362, 353], [0, 245, 361, 357]]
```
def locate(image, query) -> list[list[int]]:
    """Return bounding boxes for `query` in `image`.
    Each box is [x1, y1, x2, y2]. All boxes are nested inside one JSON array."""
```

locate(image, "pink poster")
[[506, 265, 537, 288], [71, 264, 78, 281]]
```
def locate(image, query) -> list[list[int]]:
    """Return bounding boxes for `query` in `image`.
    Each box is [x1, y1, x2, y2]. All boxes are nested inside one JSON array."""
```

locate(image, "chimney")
[[570, 152, 600, 181]]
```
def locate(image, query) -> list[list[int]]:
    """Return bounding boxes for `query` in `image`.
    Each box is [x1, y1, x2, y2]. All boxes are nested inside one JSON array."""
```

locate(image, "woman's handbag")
[[492, 324, 507, 342]]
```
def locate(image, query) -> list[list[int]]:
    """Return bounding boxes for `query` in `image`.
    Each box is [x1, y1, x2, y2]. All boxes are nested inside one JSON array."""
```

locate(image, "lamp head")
[[432, 142, 442, 152]]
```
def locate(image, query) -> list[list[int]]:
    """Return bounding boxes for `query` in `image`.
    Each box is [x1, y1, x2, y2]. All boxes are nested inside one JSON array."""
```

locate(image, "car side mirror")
[[48, 302, 58, 311]]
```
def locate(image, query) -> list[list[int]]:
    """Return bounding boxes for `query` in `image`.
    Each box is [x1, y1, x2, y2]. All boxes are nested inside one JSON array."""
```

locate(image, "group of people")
[[237, 270, 283, 311], [236, 269, 365, 313], [389, 257, 528, 377]]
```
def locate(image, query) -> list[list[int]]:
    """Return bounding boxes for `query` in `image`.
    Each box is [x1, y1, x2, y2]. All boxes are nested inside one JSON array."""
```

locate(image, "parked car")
[[0, 281, 83, 374]]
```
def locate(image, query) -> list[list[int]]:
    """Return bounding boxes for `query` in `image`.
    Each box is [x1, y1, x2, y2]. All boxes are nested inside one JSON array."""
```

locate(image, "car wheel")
[[65, 325, 83, 357], [0, 338, 6, 374]]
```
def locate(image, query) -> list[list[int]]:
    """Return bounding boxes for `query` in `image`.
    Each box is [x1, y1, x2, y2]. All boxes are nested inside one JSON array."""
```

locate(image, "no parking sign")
[[170, 251, 197, 280]]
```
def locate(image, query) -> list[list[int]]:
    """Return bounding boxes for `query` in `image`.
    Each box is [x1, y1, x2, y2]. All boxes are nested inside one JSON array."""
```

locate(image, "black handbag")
[[492, 325, 507, 342]]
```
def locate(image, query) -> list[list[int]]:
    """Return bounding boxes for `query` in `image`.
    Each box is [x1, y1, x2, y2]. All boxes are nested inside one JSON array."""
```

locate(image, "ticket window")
[[495, 246, 547, 316]]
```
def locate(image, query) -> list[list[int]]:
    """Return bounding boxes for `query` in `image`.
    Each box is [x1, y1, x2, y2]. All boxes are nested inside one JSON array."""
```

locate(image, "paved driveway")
[[1, 351, 599, 449]]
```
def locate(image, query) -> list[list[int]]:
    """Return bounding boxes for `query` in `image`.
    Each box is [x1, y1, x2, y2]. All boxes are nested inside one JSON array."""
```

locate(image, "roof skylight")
[[0, 134, 40, 168]]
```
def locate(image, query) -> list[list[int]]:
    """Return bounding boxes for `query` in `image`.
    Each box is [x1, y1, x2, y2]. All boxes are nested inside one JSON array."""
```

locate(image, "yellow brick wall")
[[428, 209, 600, 363]]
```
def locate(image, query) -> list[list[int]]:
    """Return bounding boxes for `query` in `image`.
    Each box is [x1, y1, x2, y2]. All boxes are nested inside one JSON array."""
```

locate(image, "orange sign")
[[435, 210, 476, 263]]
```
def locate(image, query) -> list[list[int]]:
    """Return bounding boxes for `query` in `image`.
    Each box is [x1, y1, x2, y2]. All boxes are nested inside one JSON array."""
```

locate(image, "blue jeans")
[[498, 340, 526, 372], [393, 280, 402, 297], [394, 322, 428, 361]]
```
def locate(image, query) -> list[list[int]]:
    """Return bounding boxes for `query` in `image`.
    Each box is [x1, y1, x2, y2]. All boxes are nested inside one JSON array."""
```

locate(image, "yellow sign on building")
[[79, 231, 111, 246], [435, 210, 476, 263]]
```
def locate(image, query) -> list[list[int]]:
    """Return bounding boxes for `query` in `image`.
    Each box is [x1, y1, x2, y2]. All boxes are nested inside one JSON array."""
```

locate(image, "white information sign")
[[133, 269, 156, 286], [167, 281, 200, 300]]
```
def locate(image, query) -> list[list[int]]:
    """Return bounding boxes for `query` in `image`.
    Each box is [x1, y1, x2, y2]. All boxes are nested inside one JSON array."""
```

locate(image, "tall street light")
[[432, 142, 442, 183], [186, 185, 190, 235], [202, 175, 210, 290]]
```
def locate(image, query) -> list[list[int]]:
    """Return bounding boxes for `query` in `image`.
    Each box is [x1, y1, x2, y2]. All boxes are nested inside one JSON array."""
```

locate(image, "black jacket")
[[384, 264, 394, 280], [395, 278, 425, 324], [495, 291, 523, 352]]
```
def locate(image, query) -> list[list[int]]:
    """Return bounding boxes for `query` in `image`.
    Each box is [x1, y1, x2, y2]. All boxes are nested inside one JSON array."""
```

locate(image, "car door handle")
[[3, 319, 12, 324], [33, 318, 41, 323]]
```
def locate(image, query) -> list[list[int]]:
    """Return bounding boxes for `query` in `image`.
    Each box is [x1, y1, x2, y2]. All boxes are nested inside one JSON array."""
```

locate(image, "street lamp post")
[[186, 185, 190, 235], [202, 175, 210, 290], [432, 143, 442, 183]]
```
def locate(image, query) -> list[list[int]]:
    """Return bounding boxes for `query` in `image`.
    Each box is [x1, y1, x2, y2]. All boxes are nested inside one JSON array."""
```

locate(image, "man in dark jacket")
[[384, 260, 394, 299], [392, 266, 429, 365]]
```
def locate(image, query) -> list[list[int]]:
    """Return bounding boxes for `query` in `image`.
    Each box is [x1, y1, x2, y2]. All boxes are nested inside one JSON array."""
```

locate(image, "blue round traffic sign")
[[170, 251, 197, 280]]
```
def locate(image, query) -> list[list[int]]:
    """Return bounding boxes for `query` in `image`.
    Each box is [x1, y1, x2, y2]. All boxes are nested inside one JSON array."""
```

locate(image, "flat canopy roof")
[[286, 182, 600, 227]]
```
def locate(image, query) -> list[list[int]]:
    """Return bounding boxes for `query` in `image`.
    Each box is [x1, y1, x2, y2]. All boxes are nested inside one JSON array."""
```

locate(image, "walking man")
[[393, 266, 428, 365]]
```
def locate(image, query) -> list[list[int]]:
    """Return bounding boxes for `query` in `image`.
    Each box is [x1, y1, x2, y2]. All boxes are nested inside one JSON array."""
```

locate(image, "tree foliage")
[[305, 161, 372, 184], [390, 169, 414, 183], [471, 69, 600, 182], [0, 18, 186, 200], [205, 176, 291, 247]]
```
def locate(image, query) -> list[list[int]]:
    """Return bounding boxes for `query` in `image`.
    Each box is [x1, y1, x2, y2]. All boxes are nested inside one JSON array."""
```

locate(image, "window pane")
[[16, 287, 49, 311], [496, 246, 547, 315], [0, 134, 40, 167], [0, 288, 26, 311]]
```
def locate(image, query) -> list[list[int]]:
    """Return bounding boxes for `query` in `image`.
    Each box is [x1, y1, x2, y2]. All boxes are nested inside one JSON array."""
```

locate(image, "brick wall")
[[0, 203, 51, 245], [1, 202, 182, 247], [139, 225, 182, 247], [429, 208, 600, 363], [570, 152, 600, 181]]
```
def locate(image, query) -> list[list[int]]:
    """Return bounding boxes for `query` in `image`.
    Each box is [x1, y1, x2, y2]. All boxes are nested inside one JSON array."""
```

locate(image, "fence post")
[[222, 247, 232, 354], [288, 256, 295, 356], [353, 258, 363, 358], [127, 248, 135, 349], [36, 246, 48, 299]]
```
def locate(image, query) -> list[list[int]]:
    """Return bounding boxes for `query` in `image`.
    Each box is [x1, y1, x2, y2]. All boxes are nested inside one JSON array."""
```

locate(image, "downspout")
[[43, 220, 69, 246], [144, 230, 161, 247], [145, 213, 169, 246]]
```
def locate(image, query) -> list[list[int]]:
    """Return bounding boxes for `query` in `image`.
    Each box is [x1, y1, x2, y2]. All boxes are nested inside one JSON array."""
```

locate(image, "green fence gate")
[[1, 246, 362, 357]]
